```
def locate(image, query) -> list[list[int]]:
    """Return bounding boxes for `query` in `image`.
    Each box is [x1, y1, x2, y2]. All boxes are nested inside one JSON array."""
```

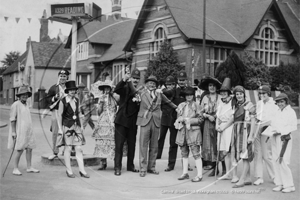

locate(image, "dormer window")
[[150, 25, 167, 59], [77, 42, 89, 61]]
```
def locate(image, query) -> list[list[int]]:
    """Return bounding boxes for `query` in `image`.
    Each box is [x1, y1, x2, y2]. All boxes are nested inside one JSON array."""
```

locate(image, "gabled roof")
[[125, 0, 299, 50], [31, 42, 71, 68], [277, 0, 300, 46], [3, 51, 27, 75]]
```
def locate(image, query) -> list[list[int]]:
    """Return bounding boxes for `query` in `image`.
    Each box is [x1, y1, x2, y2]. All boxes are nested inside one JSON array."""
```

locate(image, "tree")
[[145, 39, 184, 83], [1, 51, 21, 67]]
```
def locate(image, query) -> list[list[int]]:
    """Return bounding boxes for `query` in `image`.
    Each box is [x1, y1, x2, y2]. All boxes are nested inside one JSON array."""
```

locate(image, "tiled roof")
[[31, 42, 71, 68], [2, 51, 27, 75], [277, 0, 300, 46]]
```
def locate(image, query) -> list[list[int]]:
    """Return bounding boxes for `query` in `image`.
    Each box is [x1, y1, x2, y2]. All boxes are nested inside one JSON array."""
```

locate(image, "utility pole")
[[202, 0, 206, 75]]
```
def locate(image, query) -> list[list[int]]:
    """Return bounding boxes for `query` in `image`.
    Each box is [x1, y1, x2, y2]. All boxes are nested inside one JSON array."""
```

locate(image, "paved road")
[[0, 108, 299, 200]]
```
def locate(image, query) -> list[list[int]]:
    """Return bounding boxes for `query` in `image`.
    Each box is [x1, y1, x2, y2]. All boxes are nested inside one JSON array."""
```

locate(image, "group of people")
[[7, 68, 297, 193]]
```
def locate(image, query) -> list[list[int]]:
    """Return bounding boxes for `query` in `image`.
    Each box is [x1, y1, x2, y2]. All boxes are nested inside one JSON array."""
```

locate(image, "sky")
[[0, 0, 144, 66]]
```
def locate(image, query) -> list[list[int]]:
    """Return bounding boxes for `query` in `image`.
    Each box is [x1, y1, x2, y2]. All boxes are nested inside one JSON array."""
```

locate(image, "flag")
[[4, 17, 9, 21], [27, 18, 31, 23], [15, 17, 20, 23]]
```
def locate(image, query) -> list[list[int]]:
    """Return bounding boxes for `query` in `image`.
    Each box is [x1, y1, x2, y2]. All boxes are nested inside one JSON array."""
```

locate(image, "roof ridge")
[[284, 2, 300, 21]]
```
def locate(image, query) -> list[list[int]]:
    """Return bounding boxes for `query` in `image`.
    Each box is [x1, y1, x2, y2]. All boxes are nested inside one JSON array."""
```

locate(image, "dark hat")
[[177, 71, 187, 80], [258, 85, 271, 94], [58, 69, 70, 76], [274, 93, 289, 103], [165, 76, 175, 84], [64, 80, 78, 93], [145, 75, 158, 85], [219, 77, 232, 94], [16, 85, 32, 97], [184, 86, 195, 96], [199, 76, 221, 91], [131, 68, 141, 79], [233, 85, 245, 94]]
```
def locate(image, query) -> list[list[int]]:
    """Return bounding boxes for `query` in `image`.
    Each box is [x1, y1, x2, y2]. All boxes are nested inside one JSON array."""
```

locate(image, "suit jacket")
[[114, 80, 140, 129], [136, 88, 177, 127], [47, 84, 60, 110]]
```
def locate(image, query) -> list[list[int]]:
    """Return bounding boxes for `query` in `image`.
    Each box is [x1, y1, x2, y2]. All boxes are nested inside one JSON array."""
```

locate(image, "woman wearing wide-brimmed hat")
[[8, 85, 40, 176], [199, 76, 221, 176], [270, 93, 297, 193], [57, 80, 89, 178], [231, 85, 256, 188], [216, 78, 234, 180], [92, 76, 125, 171]]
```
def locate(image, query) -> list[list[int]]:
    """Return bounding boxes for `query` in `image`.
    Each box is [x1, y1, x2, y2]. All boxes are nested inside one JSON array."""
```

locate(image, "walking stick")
[[215, 131, 221, 183], [2, 138, 16, 177]]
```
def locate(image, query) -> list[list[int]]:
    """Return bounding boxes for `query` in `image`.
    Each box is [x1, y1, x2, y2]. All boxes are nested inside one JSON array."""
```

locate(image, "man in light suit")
[[134, 75, 177, 177]]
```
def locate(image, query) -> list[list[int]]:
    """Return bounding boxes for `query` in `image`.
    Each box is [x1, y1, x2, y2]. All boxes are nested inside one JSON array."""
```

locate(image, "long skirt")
[[202, 119, 217, 162]]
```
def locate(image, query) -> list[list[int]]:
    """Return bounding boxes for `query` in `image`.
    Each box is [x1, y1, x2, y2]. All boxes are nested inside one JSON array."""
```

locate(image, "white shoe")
[[254, 178, 264, 185], [48, 154, 57, 160], [231, 177, 239, 183], [12, 169, 22, 176], [272, 185, 283, 192], [282, 186, 295, 193], [27, 168, 40, 173]]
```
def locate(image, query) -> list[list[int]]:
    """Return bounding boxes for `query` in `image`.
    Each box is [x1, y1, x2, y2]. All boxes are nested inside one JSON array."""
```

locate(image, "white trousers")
[[254, 133, 274, 179], [271, 135, 294, 188]]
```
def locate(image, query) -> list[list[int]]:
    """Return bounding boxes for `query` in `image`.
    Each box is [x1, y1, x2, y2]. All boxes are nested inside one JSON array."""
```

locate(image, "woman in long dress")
[[216, 78, 234, 179], [92, 78, 124, 170], [199, 77, 221, 176], [231, 85, 256, 188]]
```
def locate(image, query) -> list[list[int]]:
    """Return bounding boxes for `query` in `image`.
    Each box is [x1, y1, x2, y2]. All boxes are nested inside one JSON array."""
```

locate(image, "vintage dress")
[[216, 98, 234, 158], [201, 94, 219, 162], [60, 96, 85, 146], [92, 95, 126, 159], [231, 101, 255, 162], [175, 101, 202, 146], [8, 101, 36, 150]]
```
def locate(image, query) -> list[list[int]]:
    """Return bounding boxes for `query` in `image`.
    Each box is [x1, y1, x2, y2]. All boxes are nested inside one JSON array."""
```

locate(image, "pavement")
[[0, 104, 299, 200]]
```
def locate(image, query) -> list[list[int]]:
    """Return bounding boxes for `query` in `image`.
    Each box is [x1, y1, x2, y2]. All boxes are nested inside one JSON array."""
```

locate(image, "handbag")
[[247, 142, 255, 162]]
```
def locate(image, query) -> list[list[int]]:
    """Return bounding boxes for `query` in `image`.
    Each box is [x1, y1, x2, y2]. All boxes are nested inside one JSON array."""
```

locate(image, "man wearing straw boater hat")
[[47, 69, 70, 160], [8, 85, 40, 176], [130, 75, 177, 177], [114, 68, 141, 176]]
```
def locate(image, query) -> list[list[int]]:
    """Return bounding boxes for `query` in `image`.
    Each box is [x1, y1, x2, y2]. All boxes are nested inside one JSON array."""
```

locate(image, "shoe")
[[232, 183, 244, 188], [98, 163, 107, 170], [191, 176, 202, 182], [48, 154, 57, 160], [26, 168, 40, 173], [114, 170, 121, 176], [79, 171, 90, 178], [208, 168, 219, 177], [253, 178, 264, 186], [272, 186, 283, 192], [203, 165, 212, 170], [244, 181, 252, 185], [12, 169, 22, 176], [231, 177, 239, 183], [66, 171, 75, 178], [140, 171, 146, 177], [147, 169, 159, 175], [178, 173, 189, 180], [282, 186, 295, 193], [164, 167, 174, 172], [127, 168, 139, 173]]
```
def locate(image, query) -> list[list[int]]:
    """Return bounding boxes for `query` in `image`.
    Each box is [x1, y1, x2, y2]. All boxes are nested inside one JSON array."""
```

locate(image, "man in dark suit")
[[135, 75, 177, 177], [47, 69, 69, 160], [157, 75, 178, 172], [113, 69, 141, 176]]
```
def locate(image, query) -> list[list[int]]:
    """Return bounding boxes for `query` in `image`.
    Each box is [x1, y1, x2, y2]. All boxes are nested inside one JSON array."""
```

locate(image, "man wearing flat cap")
[[47, 69, 70, 160], [113, 68, 141, 176], [129, 75, 177, 177]]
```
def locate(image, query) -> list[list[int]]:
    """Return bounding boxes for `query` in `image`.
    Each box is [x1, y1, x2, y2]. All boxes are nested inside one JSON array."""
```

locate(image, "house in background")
[[65, 0, 136, 86], [123, 0, 300, 84], [1, 11, 70, 106]]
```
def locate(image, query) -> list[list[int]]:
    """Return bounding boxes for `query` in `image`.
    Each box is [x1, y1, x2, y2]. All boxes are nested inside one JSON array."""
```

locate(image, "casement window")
[[77, 42, 89, 61], [112, 63, 131, 84], [150, 27, 167, 59], [76, 74, 90, 90], [254, 25, 279, 67]]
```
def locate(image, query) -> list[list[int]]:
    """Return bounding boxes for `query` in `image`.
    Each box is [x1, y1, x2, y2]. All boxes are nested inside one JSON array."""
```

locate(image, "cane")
[[2, 137, 16, 177], [215, 131, 221, 183]]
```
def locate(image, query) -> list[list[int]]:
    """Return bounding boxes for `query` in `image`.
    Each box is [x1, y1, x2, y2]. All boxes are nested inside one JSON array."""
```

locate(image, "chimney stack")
[[40, 10, 50, 42], [111, 0, 122, 20], [26, 36, 31, 50]]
